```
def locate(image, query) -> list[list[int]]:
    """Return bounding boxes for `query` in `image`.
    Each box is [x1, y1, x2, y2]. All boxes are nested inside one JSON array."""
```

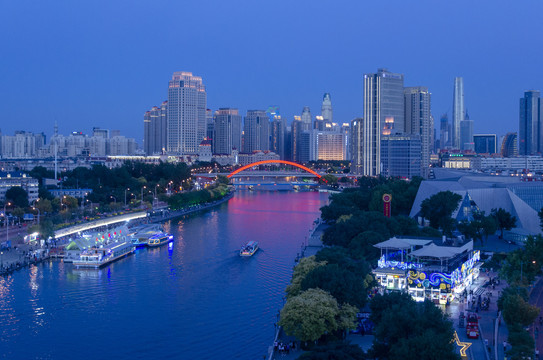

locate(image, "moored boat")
[[240, 241, 259, 256], [147, 232, 174, 247], [73, 241, 134, 269]]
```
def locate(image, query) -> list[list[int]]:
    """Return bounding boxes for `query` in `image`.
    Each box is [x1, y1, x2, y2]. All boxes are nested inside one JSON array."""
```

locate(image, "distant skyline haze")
[[1, 0, 542, 143]]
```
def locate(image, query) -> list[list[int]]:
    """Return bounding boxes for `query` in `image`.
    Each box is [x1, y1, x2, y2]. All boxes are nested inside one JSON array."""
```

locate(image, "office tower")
[[501, 132, 518, 157], [317, 132, 345, 160], [380, 135, 422, 178], [404, 86, 431, 177], [243, 110, 269, 152], [301, 106, 312, 131], [341, 123, 351, 160], [291, 116, 302, 161], [206, 108, 214, 140], [452, 77, 465, 149], [143, 101, 167, 155], [213, 108, 242, 155], [167, 71, 206, 154], [314, 116, 326, 131], [440, 114, 450, 149], [360, 68, 404, 176], [350, 118, 363, 174], [473, 134, 497, 154], [519, 90, 542, 155], [270, 115, 286, 159], [284, 125, 292, 161], [321, 93, 333, 123], [93, 127, 109, 139], [460, 110, 474, 151]]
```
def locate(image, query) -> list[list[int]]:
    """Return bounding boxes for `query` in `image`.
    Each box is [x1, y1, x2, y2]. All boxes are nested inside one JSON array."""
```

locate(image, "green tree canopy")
[[286, 256, 326, 298], [279, 288, 357, 342], [5, 186, 29, 208], [419, 191, 462, 235], [491, 208, 517, 239], [369, 292, 459, 360]]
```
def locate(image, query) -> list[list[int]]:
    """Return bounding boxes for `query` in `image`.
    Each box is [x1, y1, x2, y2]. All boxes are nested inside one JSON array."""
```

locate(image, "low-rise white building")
[[0, 171, 39, 203]]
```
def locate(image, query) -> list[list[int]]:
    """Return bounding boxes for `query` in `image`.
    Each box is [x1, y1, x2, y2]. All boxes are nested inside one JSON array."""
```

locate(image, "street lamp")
[[110, 195, 117, 204], [32, 206, 40, 226], [141, 186, 146, 204], [124, 188, 130, 206], [4, 202, 11, 242]]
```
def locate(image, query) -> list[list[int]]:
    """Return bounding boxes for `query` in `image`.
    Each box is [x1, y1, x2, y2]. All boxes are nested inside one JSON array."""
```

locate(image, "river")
[[0, 191, 329, 360]]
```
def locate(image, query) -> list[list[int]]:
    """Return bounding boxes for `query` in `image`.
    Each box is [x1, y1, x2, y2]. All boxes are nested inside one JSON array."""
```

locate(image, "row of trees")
[[497, 235, 543, 359]]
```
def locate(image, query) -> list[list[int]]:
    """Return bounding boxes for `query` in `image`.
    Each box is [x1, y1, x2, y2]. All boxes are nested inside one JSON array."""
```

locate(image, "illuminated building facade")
[[317, 132, 345, 161], [243, 110, 269, 153], [373, 237, 480, 304], [167, 72, 207, 154], [213, 108, 241, 155]]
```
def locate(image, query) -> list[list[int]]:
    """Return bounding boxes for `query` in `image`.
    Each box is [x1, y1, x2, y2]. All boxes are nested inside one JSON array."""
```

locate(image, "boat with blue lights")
[[147, 232, 174, 247], [128, 224, 165, 247], [73, 241, 135, 269], [240, 241, 258, 256]]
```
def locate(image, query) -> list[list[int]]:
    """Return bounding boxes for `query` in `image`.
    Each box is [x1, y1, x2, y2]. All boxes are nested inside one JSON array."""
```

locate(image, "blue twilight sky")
[[1, 0, 542, 144]]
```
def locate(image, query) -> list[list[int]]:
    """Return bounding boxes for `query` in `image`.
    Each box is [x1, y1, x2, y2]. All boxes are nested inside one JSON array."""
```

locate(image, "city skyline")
[[2, 1, 542, 142]]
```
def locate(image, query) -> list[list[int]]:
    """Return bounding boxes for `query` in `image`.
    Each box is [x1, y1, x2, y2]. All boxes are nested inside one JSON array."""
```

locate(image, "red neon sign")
[[227, 160, 322, 179]]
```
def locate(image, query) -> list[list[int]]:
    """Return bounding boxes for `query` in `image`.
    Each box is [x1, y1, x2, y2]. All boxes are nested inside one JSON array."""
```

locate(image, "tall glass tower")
[[519, 90, 542, 155], [359, 68, 404, 176], [452, 77, 465, 149]]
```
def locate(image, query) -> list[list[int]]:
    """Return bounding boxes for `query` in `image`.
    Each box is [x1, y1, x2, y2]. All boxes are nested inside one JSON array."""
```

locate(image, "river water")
[[0, 191, 328, 360]]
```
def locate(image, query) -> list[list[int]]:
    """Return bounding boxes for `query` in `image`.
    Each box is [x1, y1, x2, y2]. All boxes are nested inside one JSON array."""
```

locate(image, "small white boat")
[[240, 241, 258, 256]]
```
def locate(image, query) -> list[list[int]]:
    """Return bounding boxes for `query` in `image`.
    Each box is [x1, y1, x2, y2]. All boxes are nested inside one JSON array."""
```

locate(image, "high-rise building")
[[321, 93, 333, 123], [143, 101, 167, 155], [519, 90, 542, 155], [380, 135, 422, 178], [404, 86, 431, 177], [301, 106, 312, 131], [206, 108, 214, 141], [473, 134, 497, 154], [350, 118, 363, 173], [452, 77, 465, 149], [501, 132, 518, 157], [440, 114, 450, 149], [270, 115, 286, 159], [243, 110, 269, 153], [167, 72, 206, 154], [360, 68, 404, 176], [317, 132, 345, 160], [213, 108, 242, 155], [291, 116, 302, 162], [460, 110, 474, 151]]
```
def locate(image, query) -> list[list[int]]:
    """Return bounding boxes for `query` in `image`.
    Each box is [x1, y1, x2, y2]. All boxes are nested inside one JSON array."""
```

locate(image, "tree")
[[419, 191, 462, 235], [301, 264, 368, 309], [286, 256, 326, 298], [297, 341, 366, 360], [369, 293, 460, 360], [491, 208, 517, 239], [279, 288, 357, 342], [5, 186, 29, 208], [502, 293, 539, 327]]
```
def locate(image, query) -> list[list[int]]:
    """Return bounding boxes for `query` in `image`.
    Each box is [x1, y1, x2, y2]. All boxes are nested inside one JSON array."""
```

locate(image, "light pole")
[[124, 188, 130, 207], [32, 206, 40, 226], [110, 195, 117, 204], [141, 186, 146, 204], [4, 202, 11, 242]]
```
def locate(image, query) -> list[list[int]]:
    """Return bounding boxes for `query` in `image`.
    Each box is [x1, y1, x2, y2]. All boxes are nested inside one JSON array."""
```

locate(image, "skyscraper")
[[360, 68, 404, 176], [167, 72, 206, 154], [321, 93, 333, 123], [404, 86, 431, 177], [452, 77, 465, 149], [243, 110, 269, 153], [270, 115, 286, 159], [501, 132, 518, 157], [350, 118, 363, 173], [460, 110, 474, 151], [439, 114, 450, 149], [301, 106, 312, 131], [143, 101, 167, 155], [213, 108, 242, 155], [519, 90, 542, 155]]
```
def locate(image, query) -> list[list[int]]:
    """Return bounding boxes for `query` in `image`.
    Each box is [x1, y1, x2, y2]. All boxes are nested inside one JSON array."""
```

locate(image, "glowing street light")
[[124, 188, 130, 206], [4, 202, 12, 242]]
